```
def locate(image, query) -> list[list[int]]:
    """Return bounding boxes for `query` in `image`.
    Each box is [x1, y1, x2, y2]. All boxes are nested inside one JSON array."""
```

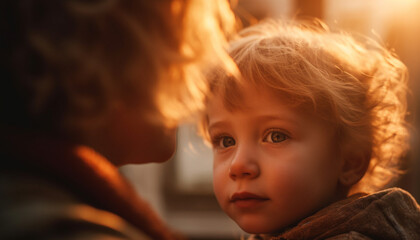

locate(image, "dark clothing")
[[251, 188, 420, 240], [0, 131, 180, 240]]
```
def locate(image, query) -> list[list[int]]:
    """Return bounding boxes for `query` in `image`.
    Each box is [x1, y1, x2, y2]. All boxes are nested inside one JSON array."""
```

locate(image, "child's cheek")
[[274, 161, 337, 220], [212, 159, 231, 207], [264, 153, 331, 221], [267, 160, 308, 197]]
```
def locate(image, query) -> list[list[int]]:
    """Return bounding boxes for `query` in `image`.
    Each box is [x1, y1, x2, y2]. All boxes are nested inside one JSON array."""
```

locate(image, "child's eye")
[[213, 136, 236, 148], [263, 130, 289, 143]]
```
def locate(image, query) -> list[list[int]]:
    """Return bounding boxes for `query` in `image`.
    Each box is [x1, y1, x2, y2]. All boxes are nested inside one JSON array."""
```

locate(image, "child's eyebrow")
[[207, 115, 299, 133], [254, 115, 299, 125], [207, 121, 231, 133]]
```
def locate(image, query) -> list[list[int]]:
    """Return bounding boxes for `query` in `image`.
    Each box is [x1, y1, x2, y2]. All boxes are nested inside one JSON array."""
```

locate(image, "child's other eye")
[[263, 130, 288, 143], [213, 136, 236, 148]]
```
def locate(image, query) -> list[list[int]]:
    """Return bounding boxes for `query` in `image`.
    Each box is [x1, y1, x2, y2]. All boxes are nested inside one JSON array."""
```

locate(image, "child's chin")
[[237, 221, 285, 235]]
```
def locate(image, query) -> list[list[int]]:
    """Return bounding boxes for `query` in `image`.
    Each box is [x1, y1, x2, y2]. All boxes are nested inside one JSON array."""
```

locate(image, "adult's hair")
[[0, 0, 236, 137]]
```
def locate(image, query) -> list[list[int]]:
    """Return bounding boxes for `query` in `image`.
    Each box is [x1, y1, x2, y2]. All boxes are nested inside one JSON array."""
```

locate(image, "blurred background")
[[120, 0, 420, 239]]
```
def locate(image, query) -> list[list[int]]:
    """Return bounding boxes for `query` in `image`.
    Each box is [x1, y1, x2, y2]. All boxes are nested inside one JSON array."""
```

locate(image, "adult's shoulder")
[[0, 171, 150, 240]]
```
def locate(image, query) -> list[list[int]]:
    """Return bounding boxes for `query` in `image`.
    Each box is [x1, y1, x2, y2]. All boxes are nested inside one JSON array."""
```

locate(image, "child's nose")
[[229, 147, 260, 180]]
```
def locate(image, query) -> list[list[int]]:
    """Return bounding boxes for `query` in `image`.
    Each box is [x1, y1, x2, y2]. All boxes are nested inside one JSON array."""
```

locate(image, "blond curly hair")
[[203, 19, 409, 193]]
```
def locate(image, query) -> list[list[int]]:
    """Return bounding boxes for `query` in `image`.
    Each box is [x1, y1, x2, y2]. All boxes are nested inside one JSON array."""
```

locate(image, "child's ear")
[[338, 150, 371, 187]]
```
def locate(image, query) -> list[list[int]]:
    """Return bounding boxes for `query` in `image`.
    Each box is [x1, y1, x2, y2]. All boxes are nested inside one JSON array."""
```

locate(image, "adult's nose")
[[229, 145, 260, 180]]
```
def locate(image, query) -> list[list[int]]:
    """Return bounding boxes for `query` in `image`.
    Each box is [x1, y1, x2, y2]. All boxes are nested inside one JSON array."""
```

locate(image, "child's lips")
[[230, 192, 269, 208]]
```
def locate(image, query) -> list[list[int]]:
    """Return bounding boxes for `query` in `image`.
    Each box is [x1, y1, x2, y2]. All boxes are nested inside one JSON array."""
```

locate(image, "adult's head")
[[0, 0, 236, 165]]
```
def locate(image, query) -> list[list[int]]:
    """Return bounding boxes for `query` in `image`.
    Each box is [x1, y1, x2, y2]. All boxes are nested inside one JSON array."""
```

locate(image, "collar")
[[255, 188, 420, 240]]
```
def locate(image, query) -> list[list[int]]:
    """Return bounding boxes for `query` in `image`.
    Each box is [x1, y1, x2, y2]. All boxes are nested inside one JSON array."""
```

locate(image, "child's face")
[[207, 85, 343, 234]]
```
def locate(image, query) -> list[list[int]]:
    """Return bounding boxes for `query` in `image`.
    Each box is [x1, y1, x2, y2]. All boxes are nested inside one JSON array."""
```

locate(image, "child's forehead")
[[208, 81, 337, 126], [207, 83, 337, 135], [211, 82, 299, 111]]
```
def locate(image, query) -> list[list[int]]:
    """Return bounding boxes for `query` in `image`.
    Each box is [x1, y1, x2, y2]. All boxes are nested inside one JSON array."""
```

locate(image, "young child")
[[202, 20, 420, 239]]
